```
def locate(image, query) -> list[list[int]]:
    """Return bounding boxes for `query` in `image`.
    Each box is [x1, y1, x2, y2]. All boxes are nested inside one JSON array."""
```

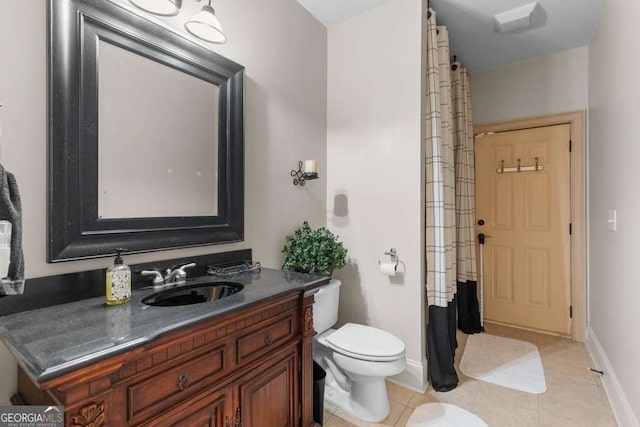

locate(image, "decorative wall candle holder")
[[291, 160, 319, 186]]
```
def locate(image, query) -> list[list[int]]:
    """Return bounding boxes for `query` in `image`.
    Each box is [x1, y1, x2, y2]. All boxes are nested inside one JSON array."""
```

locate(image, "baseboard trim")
[[389, 357, 428, 393], [586, 326, 639, 427]]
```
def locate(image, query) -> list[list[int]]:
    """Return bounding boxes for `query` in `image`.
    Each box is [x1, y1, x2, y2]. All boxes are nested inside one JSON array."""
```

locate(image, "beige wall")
[[0, 0, 327, 404], [470, 46, 589, 124], [327, 0, 426, 391], [588, 0, 640, 424]]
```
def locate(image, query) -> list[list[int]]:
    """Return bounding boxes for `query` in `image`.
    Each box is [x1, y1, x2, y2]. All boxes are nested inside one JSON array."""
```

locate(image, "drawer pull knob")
[[264, 334, 273, 346], [177, 373, 189, 390]]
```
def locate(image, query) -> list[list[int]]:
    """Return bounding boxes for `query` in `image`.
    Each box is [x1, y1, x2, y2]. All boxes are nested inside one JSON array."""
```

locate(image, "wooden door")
[[475, 124, 571, 335], [150, 384, 233, 427], [236, 350, 299, 427]]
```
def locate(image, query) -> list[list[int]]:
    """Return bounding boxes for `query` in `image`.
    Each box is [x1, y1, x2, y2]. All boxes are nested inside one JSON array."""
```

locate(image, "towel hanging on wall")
[[0, 163, 24, 295]]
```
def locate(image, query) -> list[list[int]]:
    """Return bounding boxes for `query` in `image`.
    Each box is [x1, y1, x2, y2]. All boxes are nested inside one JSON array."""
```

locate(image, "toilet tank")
[[312, 279, 342, 334]]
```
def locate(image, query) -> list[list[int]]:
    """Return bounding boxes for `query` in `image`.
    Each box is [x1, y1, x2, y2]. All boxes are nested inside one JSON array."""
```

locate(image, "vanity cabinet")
[[14, 291, 318, 427], [148, 348, 298, 427]]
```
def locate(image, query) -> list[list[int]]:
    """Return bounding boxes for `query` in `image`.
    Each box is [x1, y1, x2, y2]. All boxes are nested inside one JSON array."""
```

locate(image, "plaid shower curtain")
[[425, 9, 480, 392], [452, 64, 482, 335], [425, 21, 456, 309], [452, 66, 477, 286]]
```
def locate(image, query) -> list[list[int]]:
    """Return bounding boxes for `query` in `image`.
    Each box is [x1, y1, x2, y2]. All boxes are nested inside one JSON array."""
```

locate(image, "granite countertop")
[[0, 268, 328, 384]]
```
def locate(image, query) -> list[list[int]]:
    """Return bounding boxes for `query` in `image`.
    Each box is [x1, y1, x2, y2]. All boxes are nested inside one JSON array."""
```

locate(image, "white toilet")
[[313, 279, 406, 422]]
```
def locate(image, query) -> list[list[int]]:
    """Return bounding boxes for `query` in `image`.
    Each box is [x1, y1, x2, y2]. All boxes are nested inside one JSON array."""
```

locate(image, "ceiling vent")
[[494, 2, 542, 33]]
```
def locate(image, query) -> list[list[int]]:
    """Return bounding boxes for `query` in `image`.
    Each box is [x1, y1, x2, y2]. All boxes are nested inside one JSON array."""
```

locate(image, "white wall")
[[588, 0, 640, 424], [327, 0, 426, 391], [0, 0, 326, 404], [470, 46, 589, 124]]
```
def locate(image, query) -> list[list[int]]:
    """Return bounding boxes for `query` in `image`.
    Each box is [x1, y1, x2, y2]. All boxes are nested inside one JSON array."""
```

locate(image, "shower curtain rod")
[[428, 0, 459, 67]]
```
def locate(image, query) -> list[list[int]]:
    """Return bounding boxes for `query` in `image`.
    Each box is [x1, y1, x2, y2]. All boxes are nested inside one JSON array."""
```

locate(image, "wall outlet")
[[607, 210, 617, 231]]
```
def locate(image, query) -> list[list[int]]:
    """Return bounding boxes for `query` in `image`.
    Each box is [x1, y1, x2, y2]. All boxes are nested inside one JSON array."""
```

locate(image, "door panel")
[[492, 175, 514, 229], [491, 246, 514, 302], [476, 124, 571, 335], [524, 174, 549, 231], [237, 350, 298, 427], [525, 248, 550, 307], [150, 384, 233, 427]]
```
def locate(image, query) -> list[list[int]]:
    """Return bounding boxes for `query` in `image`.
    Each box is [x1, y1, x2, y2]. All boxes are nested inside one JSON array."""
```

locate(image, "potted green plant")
[[282, 221, 347, 276]]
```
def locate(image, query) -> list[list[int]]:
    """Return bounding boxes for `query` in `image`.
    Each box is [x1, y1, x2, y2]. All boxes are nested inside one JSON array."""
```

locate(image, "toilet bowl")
[[312, 279, 406, 422]]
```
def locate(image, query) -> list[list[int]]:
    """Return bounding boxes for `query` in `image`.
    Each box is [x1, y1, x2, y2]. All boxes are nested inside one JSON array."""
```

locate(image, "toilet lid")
[[324, 323, 405, 361]]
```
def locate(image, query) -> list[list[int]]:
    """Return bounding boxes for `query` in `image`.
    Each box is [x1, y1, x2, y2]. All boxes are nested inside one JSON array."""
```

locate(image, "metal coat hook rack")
[[497, 157, 544, 173]]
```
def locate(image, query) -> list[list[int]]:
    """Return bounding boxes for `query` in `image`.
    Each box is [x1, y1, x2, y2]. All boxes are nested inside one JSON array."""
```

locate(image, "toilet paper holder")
[[379, 248, 399, 268]]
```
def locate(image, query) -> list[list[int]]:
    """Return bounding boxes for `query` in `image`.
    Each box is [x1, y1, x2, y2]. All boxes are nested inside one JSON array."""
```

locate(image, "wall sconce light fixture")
[[129, 0, 227, 44], [291, 160, 318, 186]]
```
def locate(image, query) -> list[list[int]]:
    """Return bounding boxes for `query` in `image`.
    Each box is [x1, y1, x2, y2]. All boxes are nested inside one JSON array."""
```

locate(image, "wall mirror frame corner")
[[48, 0, 245, 262]]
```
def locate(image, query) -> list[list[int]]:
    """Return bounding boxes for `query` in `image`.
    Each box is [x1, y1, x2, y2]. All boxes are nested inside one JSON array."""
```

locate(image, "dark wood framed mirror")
[[48, 0, 244, 262]]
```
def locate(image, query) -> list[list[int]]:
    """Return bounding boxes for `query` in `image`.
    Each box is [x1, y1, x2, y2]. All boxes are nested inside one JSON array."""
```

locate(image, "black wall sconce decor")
[[291, 160, 318, 186]]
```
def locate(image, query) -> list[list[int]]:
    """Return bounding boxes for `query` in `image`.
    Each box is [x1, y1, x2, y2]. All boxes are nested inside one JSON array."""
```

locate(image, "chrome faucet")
[[164, 263, 196, 284], [141, 263, 196, 288], [140, 270, 164, 287]]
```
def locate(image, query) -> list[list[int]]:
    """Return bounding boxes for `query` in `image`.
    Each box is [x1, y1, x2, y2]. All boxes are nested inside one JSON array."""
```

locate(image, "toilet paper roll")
[[380, 262, 397, 276]]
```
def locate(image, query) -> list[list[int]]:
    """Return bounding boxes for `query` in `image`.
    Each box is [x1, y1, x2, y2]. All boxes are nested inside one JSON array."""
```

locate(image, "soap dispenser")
[[106, 249, 131, 306]]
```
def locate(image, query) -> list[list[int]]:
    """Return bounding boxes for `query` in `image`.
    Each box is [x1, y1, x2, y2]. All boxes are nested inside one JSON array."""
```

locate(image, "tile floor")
[[322, 323, 616, 427]]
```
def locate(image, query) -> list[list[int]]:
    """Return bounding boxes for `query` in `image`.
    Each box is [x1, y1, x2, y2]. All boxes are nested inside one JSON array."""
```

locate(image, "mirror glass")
[[48, 0, 244, 261], [97, 40, 219, 219]]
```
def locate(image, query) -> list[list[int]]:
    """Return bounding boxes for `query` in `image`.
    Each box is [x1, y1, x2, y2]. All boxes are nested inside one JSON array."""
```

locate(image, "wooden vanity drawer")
[[236, 312, 296, 364], [128, 345, 226, 422]]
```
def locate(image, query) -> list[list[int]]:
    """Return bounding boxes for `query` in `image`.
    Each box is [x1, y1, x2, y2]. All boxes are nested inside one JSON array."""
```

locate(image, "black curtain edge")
[[457, 280, 483, 335], [426, 298, 459, 392]]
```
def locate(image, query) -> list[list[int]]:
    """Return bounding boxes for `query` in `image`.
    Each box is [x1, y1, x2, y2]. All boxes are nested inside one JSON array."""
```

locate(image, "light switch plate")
[[607, 210, 617, 231]]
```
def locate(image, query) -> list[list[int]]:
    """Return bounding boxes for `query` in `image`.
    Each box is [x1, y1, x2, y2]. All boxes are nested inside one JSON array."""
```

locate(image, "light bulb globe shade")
[[129, 0, 182, 16], [185, 5, 227, 44]]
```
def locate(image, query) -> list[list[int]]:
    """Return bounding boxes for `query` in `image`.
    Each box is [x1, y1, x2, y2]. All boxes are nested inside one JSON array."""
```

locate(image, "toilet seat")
[[321, 323, 405, 362]]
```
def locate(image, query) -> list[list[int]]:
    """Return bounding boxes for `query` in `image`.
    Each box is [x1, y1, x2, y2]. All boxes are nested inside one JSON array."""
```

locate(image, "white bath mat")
[[459, 333, 546, 394], [407, 403, 487, 427]]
